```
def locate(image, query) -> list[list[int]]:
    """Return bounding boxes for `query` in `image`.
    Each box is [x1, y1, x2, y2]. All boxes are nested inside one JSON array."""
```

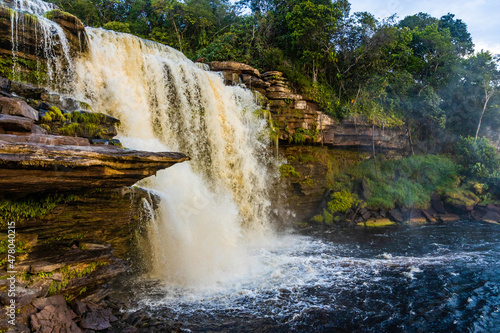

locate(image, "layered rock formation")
[[208, 61, 406, 151], [0, 142, 189, 194]]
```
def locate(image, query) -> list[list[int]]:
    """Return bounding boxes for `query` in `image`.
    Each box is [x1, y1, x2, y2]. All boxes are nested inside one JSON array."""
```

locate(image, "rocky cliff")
[[208, 61, 406, 151], [0, 8, 191, 331]]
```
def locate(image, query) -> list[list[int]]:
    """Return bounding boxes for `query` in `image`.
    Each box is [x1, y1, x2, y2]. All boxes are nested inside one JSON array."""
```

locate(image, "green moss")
[[0, 193, 77, 229], [279, 164, 300, 178], [311, 214, 324, 223], [343, 155, 460, 210], [58, 122, 80, 136], [0, 54, 48, 86], [323, 209, 333, 224], [358, 218, 396, 228]]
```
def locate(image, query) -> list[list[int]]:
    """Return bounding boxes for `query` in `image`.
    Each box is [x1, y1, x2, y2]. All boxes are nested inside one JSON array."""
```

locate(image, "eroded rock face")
[[208, 62, 406, 151], [0, 142, 190, 194]]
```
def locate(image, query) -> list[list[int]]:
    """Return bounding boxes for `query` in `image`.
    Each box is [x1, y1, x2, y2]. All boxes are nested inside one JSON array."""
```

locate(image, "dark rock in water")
[[0, 96, 39, 121], [389, 209, 403, 222], [30, 304, 82, 333], [431, 194, 447, 214], [81, 308, 117, 330]]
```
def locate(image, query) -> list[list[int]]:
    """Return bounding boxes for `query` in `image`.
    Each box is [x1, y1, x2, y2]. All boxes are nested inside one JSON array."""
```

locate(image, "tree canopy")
[[47, 0, 500, 152]]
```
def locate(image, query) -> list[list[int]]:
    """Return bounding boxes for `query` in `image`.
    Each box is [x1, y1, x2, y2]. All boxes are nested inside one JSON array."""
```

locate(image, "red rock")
[[0, 97, 38, 121]]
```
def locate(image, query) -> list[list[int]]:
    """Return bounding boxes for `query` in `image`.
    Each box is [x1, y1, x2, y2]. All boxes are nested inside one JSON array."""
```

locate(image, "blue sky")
[[349, 0, 500, 55]]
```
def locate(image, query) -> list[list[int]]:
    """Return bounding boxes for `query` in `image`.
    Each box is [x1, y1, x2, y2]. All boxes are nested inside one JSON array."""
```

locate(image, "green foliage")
[[455, 136, 500, 197], [311, 214, 324, 223], [323, 209, 333, 225], [0, 193, 77, 229], [337, 155, 461, 210], [455, 137, 500, 178], [328, 190, 359, 213], [279, 164, 300, 178], [103, 21, 131, 33]]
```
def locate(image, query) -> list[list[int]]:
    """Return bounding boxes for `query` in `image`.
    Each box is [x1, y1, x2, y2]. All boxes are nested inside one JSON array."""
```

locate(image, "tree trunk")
[[475, 88, 494, 141], [372, 123, 379, 180]]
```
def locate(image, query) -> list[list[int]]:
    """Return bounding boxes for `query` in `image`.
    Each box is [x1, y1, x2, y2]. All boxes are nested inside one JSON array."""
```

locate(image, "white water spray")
[[2, 0, 73, 85], [72, 29, 277, 286]]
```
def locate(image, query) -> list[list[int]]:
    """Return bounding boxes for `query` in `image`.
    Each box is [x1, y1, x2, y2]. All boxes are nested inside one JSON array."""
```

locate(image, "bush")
[[455, 136, 500, 198], [455, 136, 500, 178], [328, 190, 359, 213], [103, 21, 131, 34], [339, 155, 460, 210]]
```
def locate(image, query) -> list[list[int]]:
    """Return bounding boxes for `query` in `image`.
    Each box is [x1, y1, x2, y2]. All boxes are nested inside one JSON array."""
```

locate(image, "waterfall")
[[5, 0, 277, 287], [1, 0, 73, 86], [72, 29, 277, 286]]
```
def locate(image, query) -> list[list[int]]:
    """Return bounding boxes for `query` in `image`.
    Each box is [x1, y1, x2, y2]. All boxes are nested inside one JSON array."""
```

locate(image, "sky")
[[349, 0, 500, 55]]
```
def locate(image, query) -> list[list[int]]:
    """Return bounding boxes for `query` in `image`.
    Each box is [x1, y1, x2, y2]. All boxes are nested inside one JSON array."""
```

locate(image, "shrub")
[[328, 190, 359, 213]]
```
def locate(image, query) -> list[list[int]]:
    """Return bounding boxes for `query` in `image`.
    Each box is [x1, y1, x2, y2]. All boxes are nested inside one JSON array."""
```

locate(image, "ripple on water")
[[129, 221, 500, 332]]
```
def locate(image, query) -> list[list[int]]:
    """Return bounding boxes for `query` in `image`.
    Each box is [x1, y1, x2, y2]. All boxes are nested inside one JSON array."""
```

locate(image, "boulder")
[[81, 308, 117, 330], [30, 304, 81, 333], [0, 97, 39, 121], [0, 114, 34, 132]]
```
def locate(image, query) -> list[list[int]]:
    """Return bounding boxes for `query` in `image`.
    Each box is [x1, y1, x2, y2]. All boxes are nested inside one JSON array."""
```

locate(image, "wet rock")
[[45, 9, 88, 53], [81, 308, 117, 331], [30, 304, 81, 333], [0, 96, 39, 121], [422, 210, 437, 223], [32, 295, 68, 310], [437, 214, 460, 223], [405, 209, 427, 224], [71, 299, 89, 316], [357, 218, 396, 228], [89, 139, 121, 146]]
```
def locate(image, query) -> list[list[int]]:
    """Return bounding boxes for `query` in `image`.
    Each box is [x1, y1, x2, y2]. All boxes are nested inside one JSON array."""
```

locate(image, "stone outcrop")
[[0, 141, 189, 194], [0, 187, 162, 332], [208, 61, 406, 151]]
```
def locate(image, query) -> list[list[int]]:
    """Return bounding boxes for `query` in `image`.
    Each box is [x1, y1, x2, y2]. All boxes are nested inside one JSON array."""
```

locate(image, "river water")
[[130, 220, 500, 332]]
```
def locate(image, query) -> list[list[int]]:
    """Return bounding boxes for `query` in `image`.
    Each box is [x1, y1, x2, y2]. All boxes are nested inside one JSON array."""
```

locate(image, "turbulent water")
[[6, 2, 500, 332], [129, 221, 500, 332], [72, 28, 277, 286]]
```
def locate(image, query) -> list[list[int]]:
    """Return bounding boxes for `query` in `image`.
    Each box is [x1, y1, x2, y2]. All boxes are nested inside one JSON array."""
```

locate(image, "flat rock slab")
[[0, 141, 190, 194], [0, 134, 89, 146]]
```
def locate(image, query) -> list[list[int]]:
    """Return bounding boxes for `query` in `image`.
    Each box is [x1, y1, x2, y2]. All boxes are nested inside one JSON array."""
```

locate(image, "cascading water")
[[1, 0, 73, 86], [4, 2, 500, 331], [72, 28, 277, 286]]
